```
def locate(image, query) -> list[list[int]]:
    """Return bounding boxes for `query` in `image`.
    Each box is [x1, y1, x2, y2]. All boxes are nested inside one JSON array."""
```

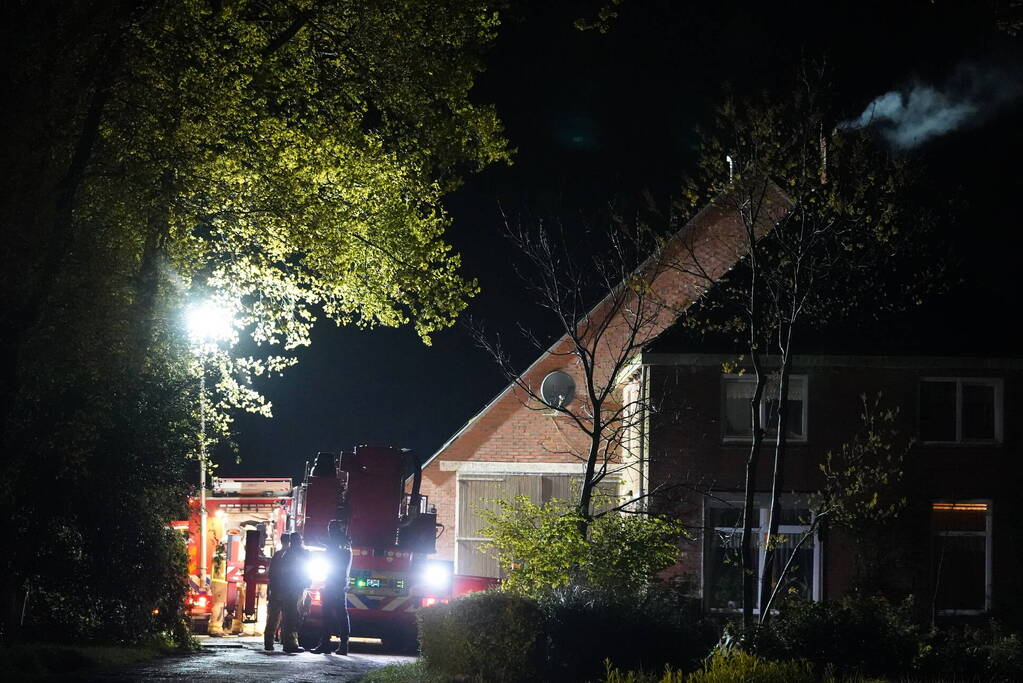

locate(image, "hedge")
[[418, 591, 546, 682]]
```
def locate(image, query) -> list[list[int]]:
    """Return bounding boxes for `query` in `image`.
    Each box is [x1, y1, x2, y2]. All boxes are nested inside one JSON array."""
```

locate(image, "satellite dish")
[[540, 371, 576, 409]]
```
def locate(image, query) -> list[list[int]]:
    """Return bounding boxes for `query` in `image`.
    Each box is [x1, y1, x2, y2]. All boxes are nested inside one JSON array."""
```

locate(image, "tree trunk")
[[577, 414, 602, 538], [759, 349, 793, 621], [740, 360, 766, 632], [739, 186, 767, 633]]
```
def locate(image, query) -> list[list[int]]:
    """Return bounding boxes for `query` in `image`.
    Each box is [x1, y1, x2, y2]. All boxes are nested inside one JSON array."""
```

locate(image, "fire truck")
[[176, 446, 496, 645], [175, 477, 291, 634], [291, 446, 460, 650]]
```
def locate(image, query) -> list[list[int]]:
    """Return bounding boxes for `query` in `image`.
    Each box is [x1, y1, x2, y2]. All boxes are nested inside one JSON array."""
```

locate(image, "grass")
[[359, 659, 439, 683], [0, 640, 190, 679]]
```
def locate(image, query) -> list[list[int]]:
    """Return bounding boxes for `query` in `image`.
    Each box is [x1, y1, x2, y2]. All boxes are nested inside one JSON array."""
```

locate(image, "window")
[[704, 494, 820, 611], [932, 501, 992, 614], [455, 472, 619, 577], [920, 378, 1002, 443], [723, 375, 807, 441]]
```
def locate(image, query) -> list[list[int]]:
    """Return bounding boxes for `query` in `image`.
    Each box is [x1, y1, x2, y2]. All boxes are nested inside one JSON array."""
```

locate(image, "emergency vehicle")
[[175, 478, 291, 633], [292, 446, 465, 650], [176, 447, 496, 645]]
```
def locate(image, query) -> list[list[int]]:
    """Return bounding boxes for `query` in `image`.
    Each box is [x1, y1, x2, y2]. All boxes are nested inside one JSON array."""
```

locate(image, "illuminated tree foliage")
[[0, 0, 508, 642], [478, 495, 683, 600]]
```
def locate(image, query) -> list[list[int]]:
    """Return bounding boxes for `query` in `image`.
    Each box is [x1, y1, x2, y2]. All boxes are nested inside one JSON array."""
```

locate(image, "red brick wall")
[[647, 357, 1023, 613]]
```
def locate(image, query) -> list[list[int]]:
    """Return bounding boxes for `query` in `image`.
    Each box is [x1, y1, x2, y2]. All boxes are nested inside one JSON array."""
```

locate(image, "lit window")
[[723, 376, 807, 441], [920, 379, 1002, 443], [932, 501, 991, 614], [704, 495, 819, 611]]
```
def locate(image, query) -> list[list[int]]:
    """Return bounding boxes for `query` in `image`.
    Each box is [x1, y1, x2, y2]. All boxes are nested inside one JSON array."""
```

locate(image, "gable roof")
[[421, 179, 790, 470]]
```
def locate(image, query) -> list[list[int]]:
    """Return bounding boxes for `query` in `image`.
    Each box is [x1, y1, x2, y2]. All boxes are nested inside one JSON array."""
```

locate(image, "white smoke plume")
[[841, 63, 1023, 149]]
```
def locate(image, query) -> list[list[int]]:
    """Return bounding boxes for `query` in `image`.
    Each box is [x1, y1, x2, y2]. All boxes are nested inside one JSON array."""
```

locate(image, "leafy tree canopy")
[[0, 0, 509, 642], [5, 0, 510, 368]]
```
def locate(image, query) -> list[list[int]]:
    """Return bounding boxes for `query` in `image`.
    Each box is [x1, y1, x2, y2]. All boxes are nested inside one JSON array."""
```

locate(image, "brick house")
[[417, 181, 789, 577], [417, 182, 1022, 619], [640, 348, 1023, 619]]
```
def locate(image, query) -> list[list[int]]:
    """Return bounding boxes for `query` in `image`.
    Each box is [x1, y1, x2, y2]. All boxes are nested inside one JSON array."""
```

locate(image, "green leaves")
[[1, 0, 510, 642], [817, 392, 910, 541], [76, 0, 509, 352], [53, 0, 509, 446], [479, 496, 588, 597], [478, 495, 684, 599]]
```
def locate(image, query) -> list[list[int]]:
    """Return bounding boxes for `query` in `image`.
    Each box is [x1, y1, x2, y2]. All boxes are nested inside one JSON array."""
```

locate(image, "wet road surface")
[[74, 636, 416, 682]]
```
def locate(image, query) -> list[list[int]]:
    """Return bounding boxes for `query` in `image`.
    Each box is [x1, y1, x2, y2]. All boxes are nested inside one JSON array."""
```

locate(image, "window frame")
[[932, 499, 993, 616], [721, 375, 809, 444], [702, 493, 822, 614], [919, 377, 1003, 445]]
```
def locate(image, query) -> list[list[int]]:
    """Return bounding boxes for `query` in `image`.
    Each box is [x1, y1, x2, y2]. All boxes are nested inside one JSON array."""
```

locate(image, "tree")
[[472, 213, 685, 537], [470, 178, 781, 591], [674, 67, 942, 629], [0, 0, 509, 642], [815, 393, 910, 597], [753, 394, 909, 618], [3, 0, 510, 418]]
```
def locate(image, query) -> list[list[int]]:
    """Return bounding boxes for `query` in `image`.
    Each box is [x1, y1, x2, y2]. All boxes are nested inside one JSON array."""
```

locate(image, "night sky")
[[215, 1, 1023, 482]]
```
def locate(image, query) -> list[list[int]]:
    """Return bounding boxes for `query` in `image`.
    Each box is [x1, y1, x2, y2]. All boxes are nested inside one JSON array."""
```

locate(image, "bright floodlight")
[[186, 300, 235, 346]]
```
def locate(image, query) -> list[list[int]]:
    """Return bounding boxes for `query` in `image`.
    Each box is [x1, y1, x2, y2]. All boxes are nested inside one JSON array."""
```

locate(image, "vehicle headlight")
[[306, 556, 330, 583], [422, 563, 451, 590]]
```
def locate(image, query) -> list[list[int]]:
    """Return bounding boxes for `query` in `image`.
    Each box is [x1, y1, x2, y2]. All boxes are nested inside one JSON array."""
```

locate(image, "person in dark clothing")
[[280, 531, 310, 653], [312, 521, 353, 655], [263, 532, 293, 651]]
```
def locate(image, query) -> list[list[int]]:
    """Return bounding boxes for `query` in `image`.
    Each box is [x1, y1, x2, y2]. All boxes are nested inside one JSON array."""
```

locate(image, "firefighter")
[[312, 520, 353, 655], [279, 531, 310, 653], [262, 532, 292, 651]]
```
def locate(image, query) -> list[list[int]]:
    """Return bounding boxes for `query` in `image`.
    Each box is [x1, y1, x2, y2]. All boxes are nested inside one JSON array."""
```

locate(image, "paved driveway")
[[75, 636, 416, 682]]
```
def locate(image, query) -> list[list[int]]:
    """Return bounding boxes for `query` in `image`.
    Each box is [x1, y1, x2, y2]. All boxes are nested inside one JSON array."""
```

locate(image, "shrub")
[[602, 652, 819, 683], [603, 658, 685, 683], [915, 622, 1023, 679], [417, 590, 545, 683], [687, 651, 816, 683], [989, 630, 1023, 675], [478, 495, 684, 600], [540, 581, 715, 681], [477, 496, 587, 597], [583, 509, 686, 595], [755, 595, 920, 677]]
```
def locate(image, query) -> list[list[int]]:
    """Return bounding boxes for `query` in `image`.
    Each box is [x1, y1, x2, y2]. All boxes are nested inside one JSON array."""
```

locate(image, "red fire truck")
[[175, 478, 291, 633], [176, 447, 497, 645], [291, 446, 466, 650]]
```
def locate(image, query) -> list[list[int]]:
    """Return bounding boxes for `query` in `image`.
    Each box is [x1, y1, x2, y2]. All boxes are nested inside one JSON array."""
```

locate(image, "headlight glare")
[[306, 556, 330, 583], [422, 563, 451, 590]]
